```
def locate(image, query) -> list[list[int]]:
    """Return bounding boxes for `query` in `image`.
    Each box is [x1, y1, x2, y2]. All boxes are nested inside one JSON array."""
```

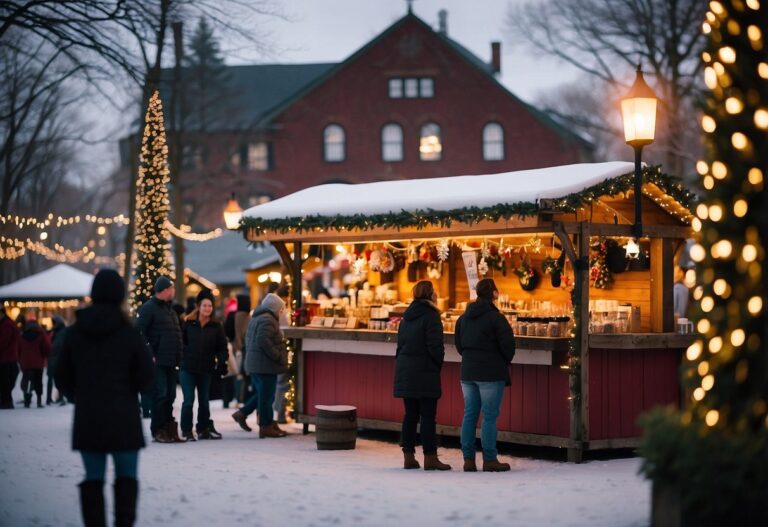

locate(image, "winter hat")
[[260, 293, 285, 317], [475, 278, 498, 300], [236, 294, 251, 313], [196, 288, 215, 306], [91, 269, 126, 304], [154, 276, 173, 294]]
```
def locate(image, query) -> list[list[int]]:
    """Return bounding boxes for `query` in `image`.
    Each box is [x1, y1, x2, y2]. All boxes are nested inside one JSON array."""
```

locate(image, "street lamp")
[[620, 64, 658, 239], [223, 193, 243, 230]]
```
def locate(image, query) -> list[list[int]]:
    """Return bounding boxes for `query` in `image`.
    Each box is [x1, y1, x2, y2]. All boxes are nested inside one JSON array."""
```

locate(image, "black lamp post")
[[620, 64, 658, 239]]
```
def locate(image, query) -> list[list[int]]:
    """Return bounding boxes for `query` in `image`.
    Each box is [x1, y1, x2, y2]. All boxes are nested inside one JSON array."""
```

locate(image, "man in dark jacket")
[[393, 280, 450, 471], [0, 306, 20, 409], [136, 276, 185, 444], [56, 269, 155, 527], [455, 278, 516, 472]]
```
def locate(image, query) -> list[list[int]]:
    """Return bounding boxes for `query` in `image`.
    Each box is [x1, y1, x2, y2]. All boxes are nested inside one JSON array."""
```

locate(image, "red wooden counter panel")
[[303, 351, 571, 437]]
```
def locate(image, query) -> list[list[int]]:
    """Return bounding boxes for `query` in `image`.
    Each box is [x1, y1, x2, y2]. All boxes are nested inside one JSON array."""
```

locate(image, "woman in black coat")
[[56, 269, 154, 527], [393, 280, 450, 471], [179, 289, 228, 441]]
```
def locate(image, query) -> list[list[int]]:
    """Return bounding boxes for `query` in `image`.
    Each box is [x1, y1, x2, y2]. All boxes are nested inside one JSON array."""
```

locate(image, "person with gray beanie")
[[231, 293, 289, 438], [56, 269, 154, 526]]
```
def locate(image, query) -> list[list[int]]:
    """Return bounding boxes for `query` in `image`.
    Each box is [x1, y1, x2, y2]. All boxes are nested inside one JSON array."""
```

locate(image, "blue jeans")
[[179, 370, 211, 433], [240, 373, 277, 426], [150, 366, 177, 434], [460, 381, 505, 460], [81, 450, 139, 481]]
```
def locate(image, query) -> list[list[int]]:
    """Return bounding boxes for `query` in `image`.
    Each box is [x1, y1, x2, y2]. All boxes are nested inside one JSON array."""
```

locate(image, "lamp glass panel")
[[621, 97, 657, 143]]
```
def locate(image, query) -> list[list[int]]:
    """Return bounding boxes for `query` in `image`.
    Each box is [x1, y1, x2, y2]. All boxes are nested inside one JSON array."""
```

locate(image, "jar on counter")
[[547, 319, 561, 337]]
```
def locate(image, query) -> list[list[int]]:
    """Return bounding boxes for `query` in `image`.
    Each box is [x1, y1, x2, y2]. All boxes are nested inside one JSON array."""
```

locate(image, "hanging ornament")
[[379, 251, 395, 273], [352, 256, 367, 276], [590, 238, 613, 289], [368, 250, 382, 271], [427, 262, 442, 279], [481, 242, 490, 259], [526, 235, 543, 253], [478, 257, 489, 276], [407, 243, 418, 263], [436, 239, 450, 262]]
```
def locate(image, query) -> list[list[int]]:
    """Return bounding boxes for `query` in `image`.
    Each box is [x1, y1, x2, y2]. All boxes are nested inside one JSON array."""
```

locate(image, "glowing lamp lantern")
[[620, 64, 658, 239], [624, 238, 641, 259], [223, 193, 243, 230]]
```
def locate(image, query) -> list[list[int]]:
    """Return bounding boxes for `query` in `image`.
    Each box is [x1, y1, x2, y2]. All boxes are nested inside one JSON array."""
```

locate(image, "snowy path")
[[0, 386, 650, 527]]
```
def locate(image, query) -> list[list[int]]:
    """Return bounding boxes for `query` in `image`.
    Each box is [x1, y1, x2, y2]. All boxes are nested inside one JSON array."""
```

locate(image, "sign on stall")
[[462, 251, 479, 300]]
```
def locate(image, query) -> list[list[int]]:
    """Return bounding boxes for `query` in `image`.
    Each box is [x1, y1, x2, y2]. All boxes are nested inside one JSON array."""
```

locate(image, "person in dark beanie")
[[455, 278, 516, 472], [393, 280, 450, 471], [179, 289, 228, 441], [231, 293, 288, 438], [56, 269, 154, 527], [0, 305, 20, 409], [46, 316, 66, 405], [18, 312, 51, 408], [136, 276, 185, 444]]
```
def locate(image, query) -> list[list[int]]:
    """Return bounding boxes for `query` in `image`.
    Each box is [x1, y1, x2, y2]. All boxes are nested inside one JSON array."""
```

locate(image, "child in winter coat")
[[18, 316, 51, 408]]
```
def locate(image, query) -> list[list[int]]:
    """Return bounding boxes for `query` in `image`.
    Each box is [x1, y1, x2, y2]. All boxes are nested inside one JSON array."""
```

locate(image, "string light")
[[164, 220, 223, 241], [0, 212, 128, 230]]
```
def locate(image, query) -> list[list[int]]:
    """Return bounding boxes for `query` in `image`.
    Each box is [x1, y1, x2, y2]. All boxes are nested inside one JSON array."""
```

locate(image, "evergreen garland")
[[129, 91, 174, 310], [640, 2, 768, 522], [241, 166, 695, 235]]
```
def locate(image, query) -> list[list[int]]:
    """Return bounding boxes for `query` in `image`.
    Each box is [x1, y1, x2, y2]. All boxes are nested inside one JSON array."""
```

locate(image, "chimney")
[[490, 41, 501, 74], [438, 9, 448, 35]]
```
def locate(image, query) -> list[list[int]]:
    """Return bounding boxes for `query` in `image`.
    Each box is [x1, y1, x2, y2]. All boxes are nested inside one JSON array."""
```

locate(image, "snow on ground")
[[0, 384, 650, 527]]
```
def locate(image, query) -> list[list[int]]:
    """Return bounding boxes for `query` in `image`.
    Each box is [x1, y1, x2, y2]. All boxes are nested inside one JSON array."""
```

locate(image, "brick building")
[[120, 10, 591, 230]]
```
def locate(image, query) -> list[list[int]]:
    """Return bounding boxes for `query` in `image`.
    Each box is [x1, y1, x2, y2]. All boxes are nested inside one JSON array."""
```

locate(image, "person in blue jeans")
[[455, 278, 516, 472], [56, 269, 155, 526], [231, 293, 289, 438], [180, 289, 228, 441]]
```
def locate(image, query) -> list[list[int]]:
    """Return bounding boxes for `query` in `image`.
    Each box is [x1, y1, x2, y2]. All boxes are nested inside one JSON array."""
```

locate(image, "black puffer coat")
[[136, 296, 183, 367], [56, 304, 154, 451], [181, 318, 228, 374], [393, 300, 445, 399], [455, 299, 516, 385]]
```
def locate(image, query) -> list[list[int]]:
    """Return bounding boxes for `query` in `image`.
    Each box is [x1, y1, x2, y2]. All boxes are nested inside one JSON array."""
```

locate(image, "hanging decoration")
[[514, 256, 539, 291], [526, 235, 544, 253], [351, 256, 367, 277], [590, 238, 613, 289], [436, 239, 450, 262], [378, 250, 395, 273], [368, 250, 382, 271], [477, 257, 489, 276], [542, 252, 565, 288]]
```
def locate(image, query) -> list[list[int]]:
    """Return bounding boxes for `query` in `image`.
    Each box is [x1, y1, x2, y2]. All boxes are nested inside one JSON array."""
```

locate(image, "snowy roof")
[[0, 264, 94, 300], [184, 231, 279, 286], [243, 162, 635, 220]]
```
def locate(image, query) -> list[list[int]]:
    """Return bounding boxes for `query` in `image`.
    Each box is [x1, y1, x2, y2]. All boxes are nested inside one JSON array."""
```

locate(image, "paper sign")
[[462, 251, 479, 300]]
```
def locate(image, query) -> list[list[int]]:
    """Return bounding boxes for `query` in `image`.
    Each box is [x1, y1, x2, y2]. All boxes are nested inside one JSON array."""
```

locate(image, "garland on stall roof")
[[240, 166, 696, 235]]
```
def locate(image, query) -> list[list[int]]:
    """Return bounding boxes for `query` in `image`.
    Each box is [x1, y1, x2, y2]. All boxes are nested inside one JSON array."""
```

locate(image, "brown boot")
[[423, 454, 451, 471], [231, 410, 252, 432], [152, 428, 174, 444], [403, 452, 420, 469], [259, 422, 287, 438], [463, 458, 478, 472], [166, 421, 188, 443], [482, 458, 511, 472]]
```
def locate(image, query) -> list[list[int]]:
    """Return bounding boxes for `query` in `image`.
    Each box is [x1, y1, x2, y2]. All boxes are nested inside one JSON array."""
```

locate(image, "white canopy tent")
[[0, 264, 95, 301]]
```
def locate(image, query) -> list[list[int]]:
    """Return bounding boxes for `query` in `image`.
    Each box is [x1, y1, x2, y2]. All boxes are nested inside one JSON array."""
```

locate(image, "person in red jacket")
[[18, 314, 51, 408], [0, 306, 20, 409]]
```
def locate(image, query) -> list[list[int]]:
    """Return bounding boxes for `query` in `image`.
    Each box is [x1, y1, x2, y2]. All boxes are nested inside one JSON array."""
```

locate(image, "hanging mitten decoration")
[[437, 239, 450, 262]]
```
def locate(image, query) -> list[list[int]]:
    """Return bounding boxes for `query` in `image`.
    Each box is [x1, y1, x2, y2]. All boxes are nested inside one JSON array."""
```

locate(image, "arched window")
[[419, 122, 442, 161], [381, 123, 403, 162], [482, 122, 504, 161], [323, 124, 345, 162]]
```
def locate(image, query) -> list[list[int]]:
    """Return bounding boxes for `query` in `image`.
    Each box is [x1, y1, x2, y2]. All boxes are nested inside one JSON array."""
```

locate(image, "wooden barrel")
[[315, 405, 357, 450]]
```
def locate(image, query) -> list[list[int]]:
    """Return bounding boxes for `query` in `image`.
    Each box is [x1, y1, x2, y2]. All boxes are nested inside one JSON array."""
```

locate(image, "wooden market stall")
[[240, 162, 696, 461]]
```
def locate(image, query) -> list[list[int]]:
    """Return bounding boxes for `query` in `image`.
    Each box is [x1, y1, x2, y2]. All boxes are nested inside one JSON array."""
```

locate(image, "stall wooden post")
[[650, 238, 675, 333]]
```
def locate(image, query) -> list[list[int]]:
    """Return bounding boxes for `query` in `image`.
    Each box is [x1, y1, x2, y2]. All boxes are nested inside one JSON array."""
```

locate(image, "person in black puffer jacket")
[[455, 278, 516, 473], [56, 269, 154, 527], [393, 280, 451, 471], [135, 276, 184, 443], [179, 289, 228, 441]]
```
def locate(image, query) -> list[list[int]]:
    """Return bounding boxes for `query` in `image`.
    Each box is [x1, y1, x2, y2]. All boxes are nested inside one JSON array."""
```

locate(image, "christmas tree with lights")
[[129, 90, 174, 310], [640, 1, 767, 523]]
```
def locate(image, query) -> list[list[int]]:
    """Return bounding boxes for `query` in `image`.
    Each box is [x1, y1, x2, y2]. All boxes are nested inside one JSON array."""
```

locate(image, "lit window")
[[388, 79, 403, 98], [419, 122, 442, 161], [324, 124, 345, 162], [419, 78, 434, 98], [482, 122, 504, 161], [405, 78, 419, 98], [381, 123, 403, 162], [248, 142, 269, 170]]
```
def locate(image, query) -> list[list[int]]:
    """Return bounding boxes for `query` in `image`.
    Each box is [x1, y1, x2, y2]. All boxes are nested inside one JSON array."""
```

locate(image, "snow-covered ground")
[[0, 384, 650, 527]]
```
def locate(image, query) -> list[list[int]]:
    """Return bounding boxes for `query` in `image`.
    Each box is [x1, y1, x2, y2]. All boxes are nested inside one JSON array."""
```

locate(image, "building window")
[[323, 124, 345, 162], [381, 123, 403, 162], [388, 77, 435, 98], [420, 122, 442, 161], [482, 122, 504, 161], [388, 78, 403, 98], [248, 142, 270, 170]]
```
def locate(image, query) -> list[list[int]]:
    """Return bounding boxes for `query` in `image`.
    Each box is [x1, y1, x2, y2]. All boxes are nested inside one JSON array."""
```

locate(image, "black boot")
[[37, 394, 43, 408], [23, 393, 31, 408], [114, 478, 138, 527], [79, 480, 106, 527]]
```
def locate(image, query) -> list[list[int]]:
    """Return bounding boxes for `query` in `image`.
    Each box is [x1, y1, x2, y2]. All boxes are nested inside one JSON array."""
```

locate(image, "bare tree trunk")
[[170, 20, 185, 304]]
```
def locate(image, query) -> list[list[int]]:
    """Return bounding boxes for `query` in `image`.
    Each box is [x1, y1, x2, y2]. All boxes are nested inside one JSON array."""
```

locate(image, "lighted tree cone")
[[129, 91, 175, 310], [640, 1, 768, 523]]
